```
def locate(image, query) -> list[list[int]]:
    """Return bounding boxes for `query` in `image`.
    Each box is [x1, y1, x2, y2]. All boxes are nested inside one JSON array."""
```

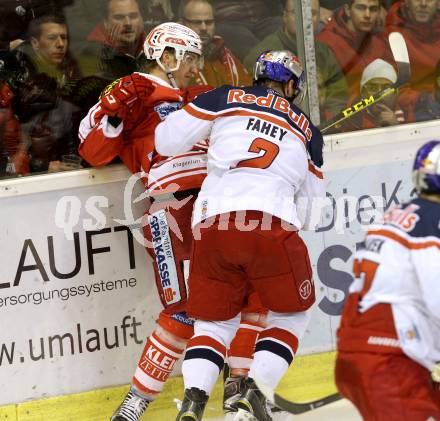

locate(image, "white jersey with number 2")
[[155, 85, 325, 229]]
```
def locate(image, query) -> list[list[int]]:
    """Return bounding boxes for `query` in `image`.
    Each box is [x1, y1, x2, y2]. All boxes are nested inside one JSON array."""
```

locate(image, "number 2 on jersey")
[[236, 137, 280, 169]]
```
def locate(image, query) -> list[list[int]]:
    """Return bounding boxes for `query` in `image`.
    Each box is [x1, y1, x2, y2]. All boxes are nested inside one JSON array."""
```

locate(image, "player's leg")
[[176, 316, 241, 421], [232, 310, 310, 421], [176, 214, 249, 420], [111, 311, 194, 421], [228, 294, 267, 378], [111, 194, 195, 420], [232, 216, 315, 420], [224, 294, 267, 414]]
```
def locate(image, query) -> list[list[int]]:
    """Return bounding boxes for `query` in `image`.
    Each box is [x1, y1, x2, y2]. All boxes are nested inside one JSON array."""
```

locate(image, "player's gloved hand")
[[181, 84, 214, 104], [432, 362, 440, 390], [100, 74, 154, 119], [308, 125, 324, 168]]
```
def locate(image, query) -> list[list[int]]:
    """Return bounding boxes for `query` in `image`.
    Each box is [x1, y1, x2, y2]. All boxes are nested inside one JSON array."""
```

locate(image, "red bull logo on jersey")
[[227, 89, 312, 140], [148, 210, 181, 305], [384, 204, 420, 232]]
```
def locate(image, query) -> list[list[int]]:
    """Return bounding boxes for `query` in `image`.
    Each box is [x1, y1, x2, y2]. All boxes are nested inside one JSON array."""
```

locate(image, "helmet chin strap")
[[166, 70, 178, 89], [283, 81, 296, 105]]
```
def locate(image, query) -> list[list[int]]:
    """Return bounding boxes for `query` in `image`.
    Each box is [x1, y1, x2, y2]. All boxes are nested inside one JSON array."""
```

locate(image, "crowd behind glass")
[[0, 0, 439, 179]]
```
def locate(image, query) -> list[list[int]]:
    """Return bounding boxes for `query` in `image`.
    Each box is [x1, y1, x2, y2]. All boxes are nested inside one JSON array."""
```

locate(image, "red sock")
[[228, 320, 265, 376], [132, 332, 184, 396]]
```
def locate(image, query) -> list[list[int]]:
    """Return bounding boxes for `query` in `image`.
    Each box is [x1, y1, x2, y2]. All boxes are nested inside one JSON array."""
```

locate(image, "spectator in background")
[[0, 0, 73, 49], [212, 0, 283, 60], [64, 0, 177, 50], [317, 0, 391, 99], [180, 0, 251, 87], [17, 15, 82, 87], [386, 0, 440, 95], [79, 0, 145, 80], [319, 0, 346, 26], [319, 0, 389, 32], [143, 0, 175, 33], [0, 83, 24, 177], [63, 0, 108, 50], [244, 0, 349, 120], [0, 50, 29, 177], [415, 58, 440, 122], [14, 15, 82, 173], [344, 58, 414, 130]]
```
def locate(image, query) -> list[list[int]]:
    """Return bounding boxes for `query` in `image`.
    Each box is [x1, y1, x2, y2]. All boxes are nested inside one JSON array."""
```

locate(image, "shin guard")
[[133, 332, 184, 396]]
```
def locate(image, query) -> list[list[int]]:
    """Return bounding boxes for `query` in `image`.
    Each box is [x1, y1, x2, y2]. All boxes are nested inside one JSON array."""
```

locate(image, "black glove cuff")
[[108, 115, 122, 128]]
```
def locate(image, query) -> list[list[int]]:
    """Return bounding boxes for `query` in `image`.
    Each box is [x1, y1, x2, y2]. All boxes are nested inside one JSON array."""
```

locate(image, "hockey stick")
[[320, 32, 411, 134], [254, 375, 342, 415]]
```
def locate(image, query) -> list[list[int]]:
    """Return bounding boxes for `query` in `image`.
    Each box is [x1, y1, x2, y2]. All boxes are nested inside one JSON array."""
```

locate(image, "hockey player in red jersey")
[[335, 140, 440, 421], [79, 21, 272, 421], [155, 50, 326, 421], [79, 22, 207, 421]]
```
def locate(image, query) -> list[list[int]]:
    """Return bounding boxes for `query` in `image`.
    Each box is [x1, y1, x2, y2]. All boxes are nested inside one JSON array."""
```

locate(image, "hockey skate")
[[223, 376, 246, 414], [232, 378, 273, 421], [175, 387, 209, 421], [110, 390, 150, 421]]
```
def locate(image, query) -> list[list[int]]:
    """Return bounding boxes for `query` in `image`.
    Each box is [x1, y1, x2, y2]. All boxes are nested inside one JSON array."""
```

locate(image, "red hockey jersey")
[[79, 73, 208, 194]]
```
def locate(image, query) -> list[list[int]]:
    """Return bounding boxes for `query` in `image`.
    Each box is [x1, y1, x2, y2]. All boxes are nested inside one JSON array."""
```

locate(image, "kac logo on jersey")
[[155, 102, 182, 120]]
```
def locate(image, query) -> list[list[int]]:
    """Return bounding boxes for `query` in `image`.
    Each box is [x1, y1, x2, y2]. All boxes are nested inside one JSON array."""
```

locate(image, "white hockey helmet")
[[144, 22, 203, 73]]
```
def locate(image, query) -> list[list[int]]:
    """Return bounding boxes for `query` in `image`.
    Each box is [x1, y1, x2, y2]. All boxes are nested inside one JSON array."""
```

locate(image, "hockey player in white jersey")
[[154, 50, 325, 421], [336, 140, 440, 421]]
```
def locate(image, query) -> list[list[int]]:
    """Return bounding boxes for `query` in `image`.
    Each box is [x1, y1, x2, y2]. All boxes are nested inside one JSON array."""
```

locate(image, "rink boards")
[[0, 351, 338, 420], [0, 120, 438, 417]]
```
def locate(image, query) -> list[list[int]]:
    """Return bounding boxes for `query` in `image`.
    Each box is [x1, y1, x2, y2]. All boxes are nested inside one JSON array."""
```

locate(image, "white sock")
[[249, 350, 289, 390]]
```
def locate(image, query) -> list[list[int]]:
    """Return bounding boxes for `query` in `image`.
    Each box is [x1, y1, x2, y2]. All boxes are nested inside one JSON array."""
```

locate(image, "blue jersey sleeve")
[[189, 85, 232, 114]]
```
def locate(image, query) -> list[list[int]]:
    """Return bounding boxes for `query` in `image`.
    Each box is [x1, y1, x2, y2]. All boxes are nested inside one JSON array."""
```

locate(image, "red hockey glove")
[[182, 84, 214, 104], [100, 74, 154, 119]]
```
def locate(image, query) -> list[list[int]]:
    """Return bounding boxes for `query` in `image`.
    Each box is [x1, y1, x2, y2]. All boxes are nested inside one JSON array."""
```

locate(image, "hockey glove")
[[100, 74, 154, 120], [181, 84, 214, 104], [308, 125, 324, 168]]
